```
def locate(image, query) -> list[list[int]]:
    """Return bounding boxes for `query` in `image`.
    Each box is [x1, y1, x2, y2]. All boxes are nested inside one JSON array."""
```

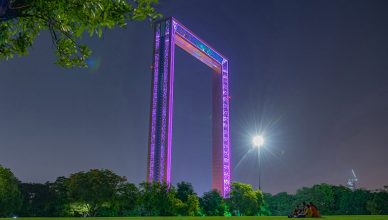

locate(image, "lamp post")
[[252, 135, 264, 190]]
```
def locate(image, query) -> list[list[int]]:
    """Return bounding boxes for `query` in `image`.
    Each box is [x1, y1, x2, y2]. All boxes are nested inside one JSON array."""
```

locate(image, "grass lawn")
[[3, 216, 388, 220]]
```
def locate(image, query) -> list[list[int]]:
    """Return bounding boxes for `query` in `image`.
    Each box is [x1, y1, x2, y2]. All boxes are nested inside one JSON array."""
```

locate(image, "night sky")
[[1, 0, 388, 195]]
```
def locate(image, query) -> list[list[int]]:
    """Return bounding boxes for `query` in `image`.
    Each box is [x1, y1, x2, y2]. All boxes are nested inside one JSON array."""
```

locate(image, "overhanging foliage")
[[0, 0, 161, 67]]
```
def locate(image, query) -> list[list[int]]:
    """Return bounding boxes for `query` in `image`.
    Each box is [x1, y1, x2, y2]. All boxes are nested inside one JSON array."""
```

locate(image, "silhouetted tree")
[[176, 181, 200, 216], [294, 183, 335, 214], [366, 191, 388, 214], [66, 169, 127, 216], [227, 182, 263, 216], [19, 183, 58, 216], [114, 182, 140, 216], [264, 192, 295, 216], [177, 181, 195, 202], [0, 165, 22, 217], [49, 176, 70, 216], [138, 181, 181, 216], [2, 165, 388, 217], [199, 190, 225, 216]]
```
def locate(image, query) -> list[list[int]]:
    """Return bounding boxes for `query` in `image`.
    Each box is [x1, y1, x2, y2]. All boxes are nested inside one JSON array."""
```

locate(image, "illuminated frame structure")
[[147, 17, 231, 197]]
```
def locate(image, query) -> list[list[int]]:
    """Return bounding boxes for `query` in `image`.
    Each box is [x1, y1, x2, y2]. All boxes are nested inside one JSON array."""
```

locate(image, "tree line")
[[1, 165, 387, 217], [0, 165, 263, 217], [265, 183, 388, 216]]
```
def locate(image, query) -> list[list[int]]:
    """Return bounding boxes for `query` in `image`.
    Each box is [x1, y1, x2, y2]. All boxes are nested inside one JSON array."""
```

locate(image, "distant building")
[[346, 169, 358, 191]]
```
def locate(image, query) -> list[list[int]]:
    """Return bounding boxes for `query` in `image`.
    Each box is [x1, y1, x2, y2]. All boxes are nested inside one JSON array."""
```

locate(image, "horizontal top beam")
[[169, 17, 228, 73]]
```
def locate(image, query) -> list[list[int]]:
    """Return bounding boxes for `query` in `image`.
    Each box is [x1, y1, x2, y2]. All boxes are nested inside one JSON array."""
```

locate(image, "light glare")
[[253, 135, 264, 147]]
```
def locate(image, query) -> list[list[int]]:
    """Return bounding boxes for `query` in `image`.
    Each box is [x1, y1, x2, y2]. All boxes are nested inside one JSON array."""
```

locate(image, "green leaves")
[[55, 38, 91, 68], [0, 165, 22, 217], [131, 0, 160, 21], [200, 190, 226, 216], [227, 182, 263, 216], [66, 169, 128, 216], [0, 16, 41, 60], [0, 0, 162, 68]]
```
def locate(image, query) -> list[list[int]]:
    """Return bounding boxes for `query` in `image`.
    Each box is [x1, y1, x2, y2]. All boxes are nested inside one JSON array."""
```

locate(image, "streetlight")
[[252, 135, 264, 190], [253, 135, 264, 148]]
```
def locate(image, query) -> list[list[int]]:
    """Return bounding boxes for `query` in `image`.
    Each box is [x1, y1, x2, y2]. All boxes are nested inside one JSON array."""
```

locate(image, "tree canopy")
[[294, 183, 335, 214], [114, 182, 140, 216], [227, 182, 263, 216], [199, 189, 226, 216], [1, 165, 387, 217], [66, 169, 127, 216], [0, 0, 161, 68], [0, 165, 22, 217], [138, 181, 181, 216], [19, 183, 57, 217], [176, 182, 200, 216]]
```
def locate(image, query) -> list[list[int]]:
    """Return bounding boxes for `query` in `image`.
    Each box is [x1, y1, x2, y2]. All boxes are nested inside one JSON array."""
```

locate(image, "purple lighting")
[[147, 23, 161, 182], [147, 17, 231, 197]]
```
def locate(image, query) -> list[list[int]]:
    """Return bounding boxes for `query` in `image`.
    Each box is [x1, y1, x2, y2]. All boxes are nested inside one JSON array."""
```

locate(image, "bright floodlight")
[[253, 135, 264, 148]]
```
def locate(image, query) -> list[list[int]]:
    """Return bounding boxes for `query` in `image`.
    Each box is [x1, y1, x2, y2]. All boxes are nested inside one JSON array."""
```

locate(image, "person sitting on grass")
[[288, 206, 300, 218], [309, 202, 320, 218], [290, 204, 306, 218], [289, 202, 321, 218], [304, 204, 313, 218]]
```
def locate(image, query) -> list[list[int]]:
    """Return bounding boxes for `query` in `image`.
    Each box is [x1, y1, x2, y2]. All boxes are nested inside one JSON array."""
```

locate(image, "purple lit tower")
[[147, 18, 231, 197]]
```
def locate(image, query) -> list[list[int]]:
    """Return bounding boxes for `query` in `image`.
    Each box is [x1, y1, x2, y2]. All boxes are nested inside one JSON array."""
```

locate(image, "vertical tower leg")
[[212, 60, 230, 197], [147, 18, 174, 184], [221, 61, 231, 197], [212, 72, 224, 195]]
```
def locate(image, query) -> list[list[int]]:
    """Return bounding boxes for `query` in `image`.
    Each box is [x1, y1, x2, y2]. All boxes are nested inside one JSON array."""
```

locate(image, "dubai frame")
[[147, 17, 231, 197]]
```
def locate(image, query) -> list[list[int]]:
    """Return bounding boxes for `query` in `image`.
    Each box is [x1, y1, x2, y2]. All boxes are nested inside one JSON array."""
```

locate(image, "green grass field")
[[3, 216, 388, 220]]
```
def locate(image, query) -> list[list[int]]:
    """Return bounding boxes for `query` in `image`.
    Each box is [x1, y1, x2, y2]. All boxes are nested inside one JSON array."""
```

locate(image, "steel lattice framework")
[[147, 17, 231, 197]]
